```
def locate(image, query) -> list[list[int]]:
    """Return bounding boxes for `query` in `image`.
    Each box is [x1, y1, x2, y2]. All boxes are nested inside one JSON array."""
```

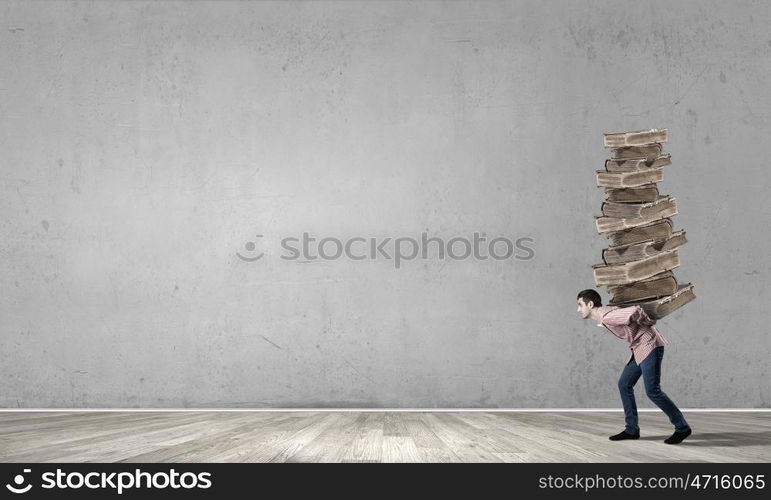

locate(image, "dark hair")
[[577, 289, 602, 308]]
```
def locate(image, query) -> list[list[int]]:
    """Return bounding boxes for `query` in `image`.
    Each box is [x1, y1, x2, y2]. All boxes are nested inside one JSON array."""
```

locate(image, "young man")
[[576, 289, 692, 444]]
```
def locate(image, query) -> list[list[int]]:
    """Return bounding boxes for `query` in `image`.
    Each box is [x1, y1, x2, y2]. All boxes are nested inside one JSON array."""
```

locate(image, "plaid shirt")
[[595, 305, 670, 365]]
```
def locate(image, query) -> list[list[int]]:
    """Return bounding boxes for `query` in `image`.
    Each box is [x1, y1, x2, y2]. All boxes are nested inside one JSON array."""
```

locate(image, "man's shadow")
[[640, 430, 771, 447]]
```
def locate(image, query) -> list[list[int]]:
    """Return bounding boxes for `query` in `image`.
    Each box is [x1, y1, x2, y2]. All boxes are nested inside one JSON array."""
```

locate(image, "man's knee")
[[645, 386, 663, 399]]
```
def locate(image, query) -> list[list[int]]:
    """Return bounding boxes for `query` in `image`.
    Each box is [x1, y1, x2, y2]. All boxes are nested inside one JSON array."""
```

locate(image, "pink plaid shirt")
[[595, 305, 670, 365]]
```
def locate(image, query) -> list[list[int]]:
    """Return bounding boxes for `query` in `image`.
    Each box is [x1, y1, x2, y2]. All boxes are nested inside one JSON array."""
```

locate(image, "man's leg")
[[640, 346, 692, 443], [617, 354, 642, 435]]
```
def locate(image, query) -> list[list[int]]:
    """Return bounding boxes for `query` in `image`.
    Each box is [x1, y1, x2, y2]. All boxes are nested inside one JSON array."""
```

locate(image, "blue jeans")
[[618, 346, 690, 434]]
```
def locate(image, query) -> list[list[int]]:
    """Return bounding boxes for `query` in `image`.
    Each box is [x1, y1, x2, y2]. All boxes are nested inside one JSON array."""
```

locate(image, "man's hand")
[[631, 305, 656, 327]]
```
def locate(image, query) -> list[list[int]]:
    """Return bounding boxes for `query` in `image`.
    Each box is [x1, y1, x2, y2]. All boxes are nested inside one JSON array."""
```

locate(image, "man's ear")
[[587, 300, 595, 309]]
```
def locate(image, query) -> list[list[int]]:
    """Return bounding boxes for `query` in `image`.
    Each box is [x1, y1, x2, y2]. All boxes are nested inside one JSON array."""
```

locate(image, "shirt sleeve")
[[600, 306, 637, 326], [631, 305, 656, 326], [602, 306, 656, 327]]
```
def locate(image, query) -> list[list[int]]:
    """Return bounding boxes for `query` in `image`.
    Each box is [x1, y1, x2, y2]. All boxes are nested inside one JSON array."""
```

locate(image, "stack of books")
[[592, 128, 696, 319]]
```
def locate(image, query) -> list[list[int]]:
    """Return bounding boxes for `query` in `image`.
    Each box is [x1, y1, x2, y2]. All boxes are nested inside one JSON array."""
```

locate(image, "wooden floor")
[[0, 411, 769, 462]]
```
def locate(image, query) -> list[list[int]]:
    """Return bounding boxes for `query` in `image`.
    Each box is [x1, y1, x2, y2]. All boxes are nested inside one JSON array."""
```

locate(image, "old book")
[[603, 128, 668, 148], [605, 153, 671, 173], [605, 218, 674, 247], [593, 248, 680, 286], [602, 230, 687, 265], [611, 144, 663, 159], [601, 195, 675, 218], [613, 283, 695, 320], [596, 197, 677, 233], [604, 184, 660, 203], [596, 166, 664, 188], [608, 271, 678, 304]]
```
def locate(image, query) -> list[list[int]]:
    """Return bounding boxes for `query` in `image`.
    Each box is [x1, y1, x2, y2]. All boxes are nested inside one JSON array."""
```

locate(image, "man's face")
[[577, 298, 593, 319]]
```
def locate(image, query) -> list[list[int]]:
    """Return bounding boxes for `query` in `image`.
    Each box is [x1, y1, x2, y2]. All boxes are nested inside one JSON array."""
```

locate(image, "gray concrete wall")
[[1, 0, 768, 408]]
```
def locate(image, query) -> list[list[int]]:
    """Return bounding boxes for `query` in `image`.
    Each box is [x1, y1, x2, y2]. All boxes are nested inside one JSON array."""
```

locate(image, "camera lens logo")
[[236, 234, 265, 262], [6, 469, 32, 494]]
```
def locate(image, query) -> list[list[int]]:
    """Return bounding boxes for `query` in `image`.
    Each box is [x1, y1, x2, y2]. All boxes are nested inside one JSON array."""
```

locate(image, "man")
[[576, 289, 692, 444]]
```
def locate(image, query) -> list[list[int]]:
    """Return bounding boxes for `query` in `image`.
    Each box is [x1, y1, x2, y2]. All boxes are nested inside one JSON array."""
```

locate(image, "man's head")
[[577, 289, 602, 319]]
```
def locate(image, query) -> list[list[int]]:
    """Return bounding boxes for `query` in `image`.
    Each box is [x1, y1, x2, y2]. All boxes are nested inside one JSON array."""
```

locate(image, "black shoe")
[[609, 430, 640, 441], [664, 428, 692, 445]]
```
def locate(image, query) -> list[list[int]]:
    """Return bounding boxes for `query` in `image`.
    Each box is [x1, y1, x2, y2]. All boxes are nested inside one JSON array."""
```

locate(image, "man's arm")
[[632, 305, 656, 327], [600, 305, 656, 327]]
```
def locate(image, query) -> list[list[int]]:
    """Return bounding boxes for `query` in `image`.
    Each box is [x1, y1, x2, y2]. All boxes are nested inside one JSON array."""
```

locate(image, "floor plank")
[[0, 411, 769, 462]]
